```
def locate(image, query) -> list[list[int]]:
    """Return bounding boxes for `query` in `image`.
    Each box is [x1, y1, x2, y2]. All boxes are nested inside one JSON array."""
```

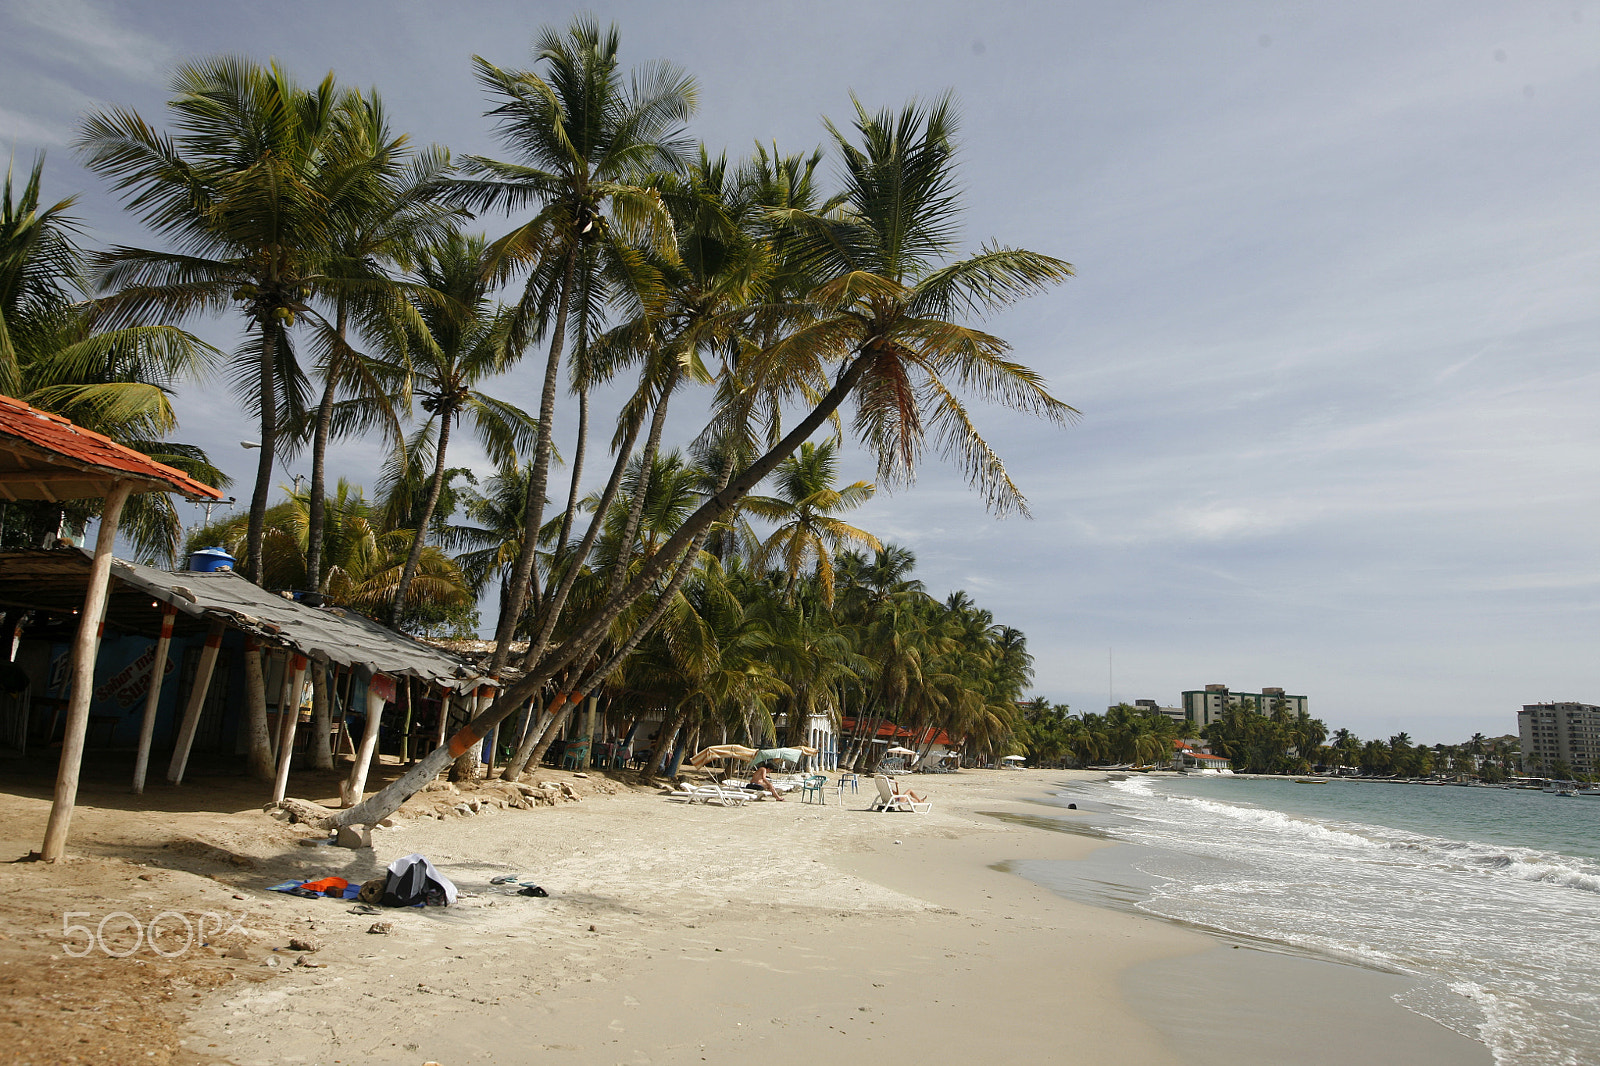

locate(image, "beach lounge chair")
[[871, 774, 931, 813], [666, 781, 750, 807]]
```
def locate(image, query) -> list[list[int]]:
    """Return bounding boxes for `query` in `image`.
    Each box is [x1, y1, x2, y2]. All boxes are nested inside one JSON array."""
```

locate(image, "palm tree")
[[449, 16, 697, 673], [744, 439, 879, 604], [78, 57, 409, 584], [0, 156, 223, 558], [298, 95, 459, 599], [339, 94, 1075, 828], [382, 232, 537, 625]]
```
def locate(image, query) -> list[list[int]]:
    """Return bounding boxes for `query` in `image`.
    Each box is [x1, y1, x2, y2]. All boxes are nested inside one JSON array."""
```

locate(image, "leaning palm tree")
[[78, 57, 415, 584], [744, 439, 879, 605], [339, 93, 1075, 828], [450, 16, 697, 673]]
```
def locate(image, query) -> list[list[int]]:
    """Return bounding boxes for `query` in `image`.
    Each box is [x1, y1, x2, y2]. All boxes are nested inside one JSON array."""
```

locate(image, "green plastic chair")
[[561, 738, 590, 770], [800, 774, 828, 804]]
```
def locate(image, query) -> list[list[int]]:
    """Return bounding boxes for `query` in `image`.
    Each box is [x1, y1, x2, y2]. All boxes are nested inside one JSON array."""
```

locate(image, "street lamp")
[[240, 441, 260, 450]]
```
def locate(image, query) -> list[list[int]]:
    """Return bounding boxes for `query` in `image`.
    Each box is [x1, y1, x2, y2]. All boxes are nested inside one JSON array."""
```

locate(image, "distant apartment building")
[[1180, 684, 1307, 729], [1518, 702, 1600, 774]]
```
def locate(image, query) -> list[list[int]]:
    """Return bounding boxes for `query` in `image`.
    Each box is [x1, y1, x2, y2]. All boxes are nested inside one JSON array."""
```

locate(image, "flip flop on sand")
[[518, 884, 549, 897], [489, 874, 521, 885]]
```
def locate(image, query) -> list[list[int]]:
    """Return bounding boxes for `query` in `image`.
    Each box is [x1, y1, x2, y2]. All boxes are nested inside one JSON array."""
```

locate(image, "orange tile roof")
[[0, 394, 221, 502]]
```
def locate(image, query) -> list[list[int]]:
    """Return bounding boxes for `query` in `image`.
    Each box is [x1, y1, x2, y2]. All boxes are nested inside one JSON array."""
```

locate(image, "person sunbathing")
[[890, 777, 927, 803], [746, 764, 785, 800]]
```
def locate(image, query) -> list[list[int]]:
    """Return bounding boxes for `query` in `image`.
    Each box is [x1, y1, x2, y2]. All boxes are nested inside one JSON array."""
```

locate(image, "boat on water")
[[1293, 777, 1329, 784]]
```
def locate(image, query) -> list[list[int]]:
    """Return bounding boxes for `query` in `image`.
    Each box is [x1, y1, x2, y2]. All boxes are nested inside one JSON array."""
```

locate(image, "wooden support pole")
[[342, 673, 393, 808], [270, 654, 308, 803], [399, 677, 413, 764], [267, 643, 296, 758], [131, 604, 177, 794], [484, 684, 499, 776], [435, 690, 451, 751], [167, 621, 224, 785], [40, 479, 133, 861], [335, 665, 357, 756]]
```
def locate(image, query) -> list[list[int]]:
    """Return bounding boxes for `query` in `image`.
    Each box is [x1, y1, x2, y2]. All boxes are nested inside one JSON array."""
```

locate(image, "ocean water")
[[1022, 776, 1600, 1066]]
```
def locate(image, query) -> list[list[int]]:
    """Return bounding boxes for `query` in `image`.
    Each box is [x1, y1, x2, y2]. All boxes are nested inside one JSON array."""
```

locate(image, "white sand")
[[175, 768, 1483, 1065], [0, 765, 1490, 1065]]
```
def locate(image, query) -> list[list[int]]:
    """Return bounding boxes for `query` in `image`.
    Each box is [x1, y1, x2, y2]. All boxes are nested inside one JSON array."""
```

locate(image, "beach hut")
[[0, 549, 488, 815], [0, 395, 221, 860]]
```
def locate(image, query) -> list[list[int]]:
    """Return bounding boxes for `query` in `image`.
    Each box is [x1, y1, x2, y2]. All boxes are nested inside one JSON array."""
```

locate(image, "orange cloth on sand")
[[299, 876, 349, 894]]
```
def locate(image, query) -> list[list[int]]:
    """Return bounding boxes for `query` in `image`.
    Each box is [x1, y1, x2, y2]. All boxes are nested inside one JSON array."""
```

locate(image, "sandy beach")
[[0, 764, 1490, 1065]]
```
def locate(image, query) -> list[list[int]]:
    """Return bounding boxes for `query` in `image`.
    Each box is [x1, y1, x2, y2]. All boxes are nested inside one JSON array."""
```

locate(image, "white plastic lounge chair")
[[666, 781, 750, 807], [666, 781, 702, 803], [871, 774, 931, 813]]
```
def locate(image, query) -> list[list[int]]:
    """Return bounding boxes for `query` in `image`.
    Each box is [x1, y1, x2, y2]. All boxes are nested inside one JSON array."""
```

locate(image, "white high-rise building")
[[1180, 684, 1307, 729], [1518, 703, 1600, 775]]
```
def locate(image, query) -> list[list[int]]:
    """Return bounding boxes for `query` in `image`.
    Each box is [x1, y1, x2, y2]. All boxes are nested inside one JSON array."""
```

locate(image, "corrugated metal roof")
[[0, 549, 480, 688], [0, 394, 221, 502]]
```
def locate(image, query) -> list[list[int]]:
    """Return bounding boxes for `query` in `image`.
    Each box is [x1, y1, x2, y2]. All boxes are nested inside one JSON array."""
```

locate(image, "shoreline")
[[0, 765, 1491, 1064]]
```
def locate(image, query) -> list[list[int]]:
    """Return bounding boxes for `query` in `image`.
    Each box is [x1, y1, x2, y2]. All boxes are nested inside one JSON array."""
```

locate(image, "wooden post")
[[435, 689, 452, 750], [131, 604, 177, 794], [167, 621, 224, 785], [335, 665, 357, 755], [399, 677, 413, 764], [343, 673, 393, 808], [484, 683, 499, 776], [270, 654, 308, 803], [40, 479, 133, 861], [266, 649, 291, 763]]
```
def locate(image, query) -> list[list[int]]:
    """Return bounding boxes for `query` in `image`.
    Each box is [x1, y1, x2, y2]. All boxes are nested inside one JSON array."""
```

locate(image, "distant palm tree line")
[[1016, 700, 1530, 780], [4, 17, 1079, 788]]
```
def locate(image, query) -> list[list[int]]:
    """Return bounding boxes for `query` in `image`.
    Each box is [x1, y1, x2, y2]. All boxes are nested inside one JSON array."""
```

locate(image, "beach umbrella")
[[1002, 754, 1026, 761], [885, 746, 917, 756], [688, 744, 758, 768], [751, 746, 817, 767]]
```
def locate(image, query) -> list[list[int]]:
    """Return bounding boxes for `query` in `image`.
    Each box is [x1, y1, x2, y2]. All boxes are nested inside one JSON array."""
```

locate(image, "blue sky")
[[3, 1, 1596, 744]]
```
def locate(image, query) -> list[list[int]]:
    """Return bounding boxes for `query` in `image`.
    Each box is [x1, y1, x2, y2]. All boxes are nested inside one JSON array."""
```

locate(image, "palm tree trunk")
[[243, 639, 273, 781], [554, 387, 587, 557], [304, 351, 340, 602], [520, 370, 655, 672], [651, 707, 688, 777], [489, 251, 575, 676], [526, 691, 577, 771], [603, 362, 681, 603], [245, 323, 280, 586], [500, 693, 545, 780], [390, 408, 454, 627], [449, 685, 485, 781]]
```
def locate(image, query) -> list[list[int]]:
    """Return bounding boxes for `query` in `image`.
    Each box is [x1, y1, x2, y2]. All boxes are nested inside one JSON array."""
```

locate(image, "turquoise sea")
[[1017, 776, 1600, 1066]]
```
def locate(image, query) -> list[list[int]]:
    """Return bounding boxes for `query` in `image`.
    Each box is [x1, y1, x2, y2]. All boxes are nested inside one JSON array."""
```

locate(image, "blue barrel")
[[188, 547, 235, 573]]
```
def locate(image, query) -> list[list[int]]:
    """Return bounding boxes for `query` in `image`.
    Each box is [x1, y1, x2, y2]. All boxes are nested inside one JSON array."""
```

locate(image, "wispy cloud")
[[7, 0, 170, 79]]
